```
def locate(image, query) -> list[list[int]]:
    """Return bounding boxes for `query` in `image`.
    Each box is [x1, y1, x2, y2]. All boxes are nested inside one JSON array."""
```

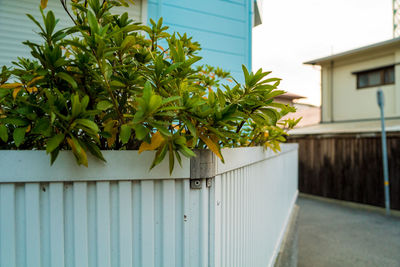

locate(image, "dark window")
[[356, 66, 395, 89]]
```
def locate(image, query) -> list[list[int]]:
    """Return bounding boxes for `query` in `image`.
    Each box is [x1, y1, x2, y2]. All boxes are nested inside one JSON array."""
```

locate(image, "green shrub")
[[0, 0, 298, 173]]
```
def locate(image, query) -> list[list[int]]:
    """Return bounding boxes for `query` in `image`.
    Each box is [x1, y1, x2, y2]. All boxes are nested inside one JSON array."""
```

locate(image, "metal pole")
[[394, 0, 396, 38], [377, 88, 391, 215]]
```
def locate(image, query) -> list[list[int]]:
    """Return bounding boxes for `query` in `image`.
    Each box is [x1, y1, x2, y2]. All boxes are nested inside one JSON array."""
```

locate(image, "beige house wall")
[[320, 48, 400, 122], [321, 65, 332, 122]]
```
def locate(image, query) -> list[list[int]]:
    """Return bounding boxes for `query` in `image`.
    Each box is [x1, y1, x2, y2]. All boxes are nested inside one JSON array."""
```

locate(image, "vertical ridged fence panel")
[[0, 179, 212, 267], [0, 144, 298, 267], [211, 145, 298, 267]]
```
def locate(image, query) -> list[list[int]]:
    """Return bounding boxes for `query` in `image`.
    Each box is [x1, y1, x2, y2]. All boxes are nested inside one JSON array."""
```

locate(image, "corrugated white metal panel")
[[0, 179, 211, 267], [212, 145, 298, 267], [0, 145, 298, 267], [0, 0, 143, 67]]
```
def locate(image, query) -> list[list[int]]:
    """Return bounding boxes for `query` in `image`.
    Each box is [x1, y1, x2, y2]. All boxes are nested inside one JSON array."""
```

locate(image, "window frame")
[[355, 65, 395, 89]]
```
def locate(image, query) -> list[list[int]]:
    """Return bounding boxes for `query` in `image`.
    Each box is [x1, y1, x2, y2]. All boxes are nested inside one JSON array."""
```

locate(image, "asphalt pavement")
[[297, 196, 400, 267]]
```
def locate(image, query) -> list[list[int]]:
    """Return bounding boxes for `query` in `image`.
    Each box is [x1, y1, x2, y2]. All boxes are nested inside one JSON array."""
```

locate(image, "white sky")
[[252, 0, 393, 106]]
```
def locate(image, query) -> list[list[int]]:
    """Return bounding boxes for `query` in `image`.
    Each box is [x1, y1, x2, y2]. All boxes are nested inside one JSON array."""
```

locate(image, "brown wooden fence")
[[288, 132, 400, 210]]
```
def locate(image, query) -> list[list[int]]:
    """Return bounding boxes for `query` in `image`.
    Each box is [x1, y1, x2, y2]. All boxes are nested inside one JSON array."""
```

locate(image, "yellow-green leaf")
[[138, 131, 164, 153], [56, 72, 77, 89], [75, 119, 99, 134], [0, 83, 22, 89], [121, 35, 136, 51], [148, 95, 162, 112], [46, 133, 65, 153], [134, 124, 149, 140], [67, 137, 88, 167], [41, 0, 48, 9], [110, 80, 126, 88], [0, 124, 8, 142], [12, 87, 22, 99], [13, 127, 26, 147], [97, 100, 113, 111], [27, 76, 44, 86], [26, 87, 38, 93], [103, 119, 118, 147], [120, 124, 131, 144], [199, 133, 223, 161]]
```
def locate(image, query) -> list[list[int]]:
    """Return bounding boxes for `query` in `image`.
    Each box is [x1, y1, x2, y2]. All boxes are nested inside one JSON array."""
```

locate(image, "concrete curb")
[[299, 193, 400, 218], [274, 204, 299, 267]]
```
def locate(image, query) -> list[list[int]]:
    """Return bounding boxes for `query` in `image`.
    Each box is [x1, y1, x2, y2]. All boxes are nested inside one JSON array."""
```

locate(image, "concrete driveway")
[[297, 196, 400, 267]]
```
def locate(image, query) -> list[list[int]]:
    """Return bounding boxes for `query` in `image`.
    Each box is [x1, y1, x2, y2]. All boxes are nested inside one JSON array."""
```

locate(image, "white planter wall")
[[0, 144, 298, 267]]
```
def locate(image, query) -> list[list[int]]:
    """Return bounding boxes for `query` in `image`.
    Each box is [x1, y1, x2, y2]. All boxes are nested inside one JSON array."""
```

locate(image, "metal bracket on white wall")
[[190, 150, 216, 189]]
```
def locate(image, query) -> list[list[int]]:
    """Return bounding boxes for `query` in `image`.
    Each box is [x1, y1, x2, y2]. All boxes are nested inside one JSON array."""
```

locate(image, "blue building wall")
[[147, 0, 253, 80]]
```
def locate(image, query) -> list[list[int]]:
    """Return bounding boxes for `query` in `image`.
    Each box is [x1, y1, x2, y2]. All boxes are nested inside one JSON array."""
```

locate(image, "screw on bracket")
[[190, 179, 202, 189], [206, 178, 212, 188]]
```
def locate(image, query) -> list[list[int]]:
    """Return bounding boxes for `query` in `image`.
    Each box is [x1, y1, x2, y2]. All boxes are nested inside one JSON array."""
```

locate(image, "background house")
[[275, 92, 320, 128], [289, 38, 400, 211], [0, 0, 262, 81], [304, 37, 400, 123]]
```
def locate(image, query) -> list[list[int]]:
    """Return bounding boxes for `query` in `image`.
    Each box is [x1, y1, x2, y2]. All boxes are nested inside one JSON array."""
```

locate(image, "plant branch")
[[60, 0, 78, 26]]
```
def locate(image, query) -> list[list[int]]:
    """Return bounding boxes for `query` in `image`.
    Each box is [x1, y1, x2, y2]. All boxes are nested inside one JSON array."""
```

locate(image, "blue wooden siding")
[[147, 0, 253, 80]]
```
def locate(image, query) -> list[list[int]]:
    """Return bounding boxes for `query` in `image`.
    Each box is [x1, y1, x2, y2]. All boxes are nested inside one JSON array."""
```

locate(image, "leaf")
[[260, 108, 278, 125], [87, 10, 99, 34], [81, 95, 89, 110], [162, 96, 181, 105], [134, 124, 149, 140], [174, 136, 186, 146], [138, 131, 165, 153], [75, 119, 99, 134], [122, 24, 144, 32], [85, 141, 106, 162], [50, 148, 60, 165], [150, 143, 168, 169], [199, 133, 223, 161], [44, 10, 56, 36], [143, 81, 152, 104], [0, 83, 22, 89], [242, 65, 250, 84], [71, 94, 81, 117], [41, 0, 48, 9], [103, 120, 119, 147], [182, 118, 197, 139], [13, 127, 26, 147], [26, 87, 38, 93], [97, 100, 113, 111], [12, 87, 22, 99], [164, 62, 183, 74], [148, 95, 162, 112], [174, 150, 182, 167], [177, 145, 196, 158], [1, 118, 29, 126], [152, 123, 171, 137], [182, 56, 201, 67], [56, 72, 77, 89], [168, 142, 174, 174], [46, 133, 65, 153], [67, 137, 88, 167], [121, 35, 136, 51], [120, 124, 131, 144], [26, 14, 45, 32], [110, 80, 126, 88], [0, 124, 8, 142], [266, 90, 286, 99], [27, 76, 44, 86]]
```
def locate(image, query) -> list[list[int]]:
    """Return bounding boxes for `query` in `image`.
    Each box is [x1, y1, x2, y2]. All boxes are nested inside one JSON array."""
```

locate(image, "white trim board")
[[0, 150, 190, 182]]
